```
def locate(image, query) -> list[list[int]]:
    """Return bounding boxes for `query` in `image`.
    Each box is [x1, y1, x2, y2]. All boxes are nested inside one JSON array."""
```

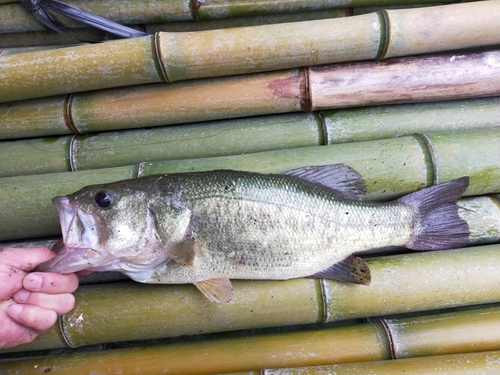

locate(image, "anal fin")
[[194, 278, 234, 303], [309, 255, 371, 285]]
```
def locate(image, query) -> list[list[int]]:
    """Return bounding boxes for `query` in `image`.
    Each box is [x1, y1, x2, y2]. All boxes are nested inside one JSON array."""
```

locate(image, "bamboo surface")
[[0, 0, 463, 34], [1, 2, 500, 371], [2, 98, 500, 177], [0, 113, 324, 177], [267, 351, 500, 375], [0, 10, 350, 48], [1, 129, 500, 240], [2, 1, 500, 102], [2, 306, 500, 372], [2, 51, 500, 140], [2, 244, 500, 353]]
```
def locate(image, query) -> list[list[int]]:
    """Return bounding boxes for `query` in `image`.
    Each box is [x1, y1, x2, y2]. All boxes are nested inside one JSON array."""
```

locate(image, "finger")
[[0, 247, 56, 272], [23, 272, 79, 294], [0, 300, 38, 349], [7, 303, 58, 333], [13, 289, 76, 315]]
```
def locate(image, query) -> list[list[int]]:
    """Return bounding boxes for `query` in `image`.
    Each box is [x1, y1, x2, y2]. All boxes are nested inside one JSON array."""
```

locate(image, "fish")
[[38, 164, 470, 303]]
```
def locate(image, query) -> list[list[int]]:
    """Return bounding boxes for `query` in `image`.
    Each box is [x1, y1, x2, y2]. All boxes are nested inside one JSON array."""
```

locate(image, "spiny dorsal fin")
[[195, 278, 234, 303], [282, 164, 366, 201], [309, 255, 371, 285], [169, 239, 199, 266]]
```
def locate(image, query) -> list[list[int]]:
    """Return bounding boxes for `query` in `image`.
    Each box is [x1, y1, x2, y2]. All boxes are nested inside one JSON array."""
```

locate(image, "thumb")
[[0, 247, 56, 272]]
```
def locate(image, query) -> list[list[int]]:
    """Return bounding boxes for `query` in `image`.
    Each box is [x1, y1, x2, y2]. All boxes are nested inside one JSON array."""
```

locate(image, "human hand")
[[0, 247, 78, 349]]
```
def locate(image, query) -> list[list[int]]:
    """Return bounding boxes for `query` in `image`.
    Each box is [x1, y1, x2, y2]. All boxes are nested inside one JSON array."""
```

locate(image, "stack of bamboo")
[[1, 0, 500, 373]]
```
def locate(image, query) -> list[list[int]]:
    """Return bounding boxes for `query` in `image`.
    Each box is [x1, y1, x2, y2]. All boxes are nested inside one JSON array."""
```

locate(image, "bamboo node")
[[153, 32, 169, 83], [63, 93, 79, 135], [379, 318, 398, 359], [413, 133, 438, 186], [375, 9, 390, 60], [319, 278, 329, 324], [58, 315, 78, 349]]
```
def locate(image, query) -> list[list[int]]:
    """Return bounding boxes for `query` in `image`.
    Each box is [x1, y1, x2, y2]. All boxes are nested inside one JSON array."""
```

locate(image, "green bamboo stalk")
[[0, 0, 193, 34], [0, 112, 323, 177], [147, 9, 350, 32], [3, 97, 500, 177], [1, 130, 500, 241], [323, 97, 500, 144], [0, 28, 117, 48], [265, 351, 500, 374], [0, 0, 465, 34], [4, 244, 500, 352], [1, 1, 500, 102], [3, 51, 500, 140], [0, 10, 350, 48], [3, 305, 500, 371]]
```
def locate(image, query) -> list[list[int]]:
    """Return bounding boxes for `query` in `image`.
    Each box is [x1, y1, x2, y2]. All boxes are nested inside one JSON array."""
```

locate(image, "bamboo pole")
[[0, 10, 350, 48], [3, 97, 500, 177], [1, 1, 500, 102], [0, 0, 193, 34], [0, 0, 464, 34], [323, 97, 500, 144], [0, 112, 323, 177], [3, 305, 500, 371], [2, 51, 500, 140], [3, 244, 500, 353], [1, 130, 499, 241], [267, 351, 500, 375]]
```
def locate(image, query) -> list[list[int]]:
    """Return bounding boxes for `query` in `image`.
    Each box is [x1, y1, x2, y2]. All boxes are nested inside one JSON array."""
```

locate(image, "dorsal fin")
[[309, 255, 371, 285], [282, 164, 366, 201]]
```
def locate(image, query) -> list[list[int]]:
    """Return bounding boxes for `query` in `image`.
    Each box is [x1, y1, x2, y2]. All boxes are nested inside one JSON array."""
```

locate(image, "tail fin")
[[398, 177, 470, 250]]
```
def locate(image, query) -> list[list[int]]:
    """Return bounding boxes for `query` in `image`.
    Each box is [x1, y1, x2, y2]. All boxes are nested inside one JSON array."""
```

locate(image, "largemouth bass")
[[39, 164, 470, 303]]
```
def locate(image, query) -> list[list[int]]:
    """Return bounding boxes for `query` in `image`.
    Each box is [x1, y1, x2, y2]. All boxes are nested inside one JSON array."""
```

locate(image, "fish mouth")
[[37, 239, 99, 273], [52, 196, 102, 249], [42, 196, 113, 273]]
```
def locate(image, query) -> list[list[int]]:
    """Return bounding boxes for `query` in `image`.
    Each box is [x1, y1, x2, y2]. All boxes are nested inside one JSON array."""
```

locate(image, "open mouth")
[[39, 196, 113, 273], [52, 196, 102, 249]]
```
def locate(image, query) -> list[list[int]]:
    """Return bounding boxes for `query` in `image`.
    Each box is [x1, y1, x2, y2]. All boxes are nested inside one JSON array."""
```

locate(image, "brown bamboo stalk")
[[2, 50, 500, 140], [1, 1, 500, 102]]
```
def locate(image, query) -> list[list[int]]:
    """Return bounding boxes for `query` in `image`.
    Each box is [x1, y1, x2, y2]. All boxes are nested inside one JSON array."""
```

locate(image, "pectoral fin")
[[195, 278, 234, 303], [283, 164, 366, 201], [169, 239, 199, 266], [309, 255, 371, 285]]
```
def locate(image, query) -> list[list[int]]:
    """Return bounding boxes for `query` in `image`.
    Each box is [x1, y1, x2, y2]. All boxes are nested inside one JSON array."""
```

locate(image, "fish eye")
[[95, 190, 113, 208]]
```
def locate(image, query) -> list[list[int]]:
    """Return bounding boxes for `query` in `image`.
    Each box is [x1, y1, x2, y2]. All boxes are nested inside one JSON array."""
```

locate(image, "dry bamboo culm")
[[1, 1, 500, 102], [1, 0, 500, 373], [2, 50, 500, 141]]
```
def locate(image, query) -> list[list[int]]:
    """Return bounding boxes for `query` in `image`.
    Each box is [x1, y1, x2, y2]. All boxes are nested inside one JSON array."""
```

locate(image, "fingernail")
[[14, 289, 30, 303], [7, 304, 23, 318], [24, 274, 43, 290]]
